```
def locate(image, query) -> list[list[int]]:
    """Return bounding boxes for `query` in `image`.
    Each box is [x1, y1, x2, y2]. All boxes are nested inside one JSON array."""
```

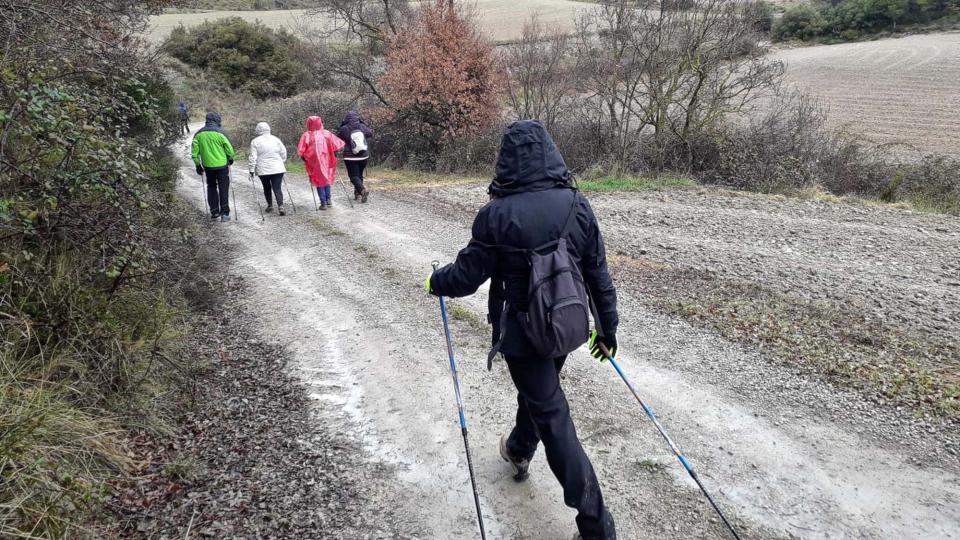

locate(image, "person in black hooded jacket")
[[336, 111, 373, 202], [427, 120, 619, 540]]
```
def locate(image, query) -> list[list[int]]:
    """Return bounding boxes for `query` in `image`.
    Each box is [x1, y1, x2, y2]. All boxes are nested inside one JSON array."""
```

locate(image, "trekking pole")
[[431, 261, 486, 540], [228, 166, 239, 221], [282, 176, 296, 214], [247, 170, 264, 221], [198, 170, 207, 211], [232, 183, 238, 221], [336, 168, 354, 208], [597, 342, 743, 540]]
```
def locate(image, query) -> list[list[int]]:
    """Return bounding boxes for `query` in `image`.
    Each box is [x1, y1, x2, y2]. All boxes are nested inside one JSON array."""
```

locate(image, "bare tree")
[[500, 15, 576, 130], [293, 0, 412, 104], [572, 0, 783, 171]]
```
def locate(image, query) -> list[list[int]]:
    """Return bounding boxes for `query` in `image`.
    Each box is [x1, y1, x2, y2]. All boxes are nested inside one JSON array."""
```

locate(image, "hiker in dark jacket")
[[191, 112, 236, 221], [178, 99, 190, 134], [427, 120, 619, 540], [335, 111, 373, 203]]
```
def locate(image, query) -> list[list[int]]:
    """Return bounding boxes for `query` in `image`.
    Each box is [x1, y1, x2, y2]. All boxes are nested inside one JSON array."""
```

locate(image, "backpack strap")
[[487, 303, 509, 371]]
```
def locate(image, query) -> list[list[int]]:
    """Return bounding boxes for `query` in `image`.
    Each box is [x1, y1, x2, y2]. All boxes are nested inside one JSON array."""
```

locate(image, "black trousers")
[[505, 355, 616, 540], [345, 159, 367, 195], [259, 173, 284, 206], [205, 167, 230, 216]]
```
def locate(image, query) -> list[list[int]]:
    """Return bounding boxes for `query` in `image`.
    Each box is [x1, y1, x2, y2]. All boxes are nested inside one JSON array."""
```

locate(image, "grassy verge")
[[365, 167, 486, 189], [610, 255, 959, 421], [0, 199, 208, 537], [578, 175, 695, 192]]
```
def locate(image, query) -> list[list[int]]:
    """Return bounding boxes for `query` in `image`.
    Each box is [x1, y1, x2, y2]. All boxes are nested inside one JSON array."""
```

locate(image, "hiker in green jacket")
[[192, 112, 236, 221]]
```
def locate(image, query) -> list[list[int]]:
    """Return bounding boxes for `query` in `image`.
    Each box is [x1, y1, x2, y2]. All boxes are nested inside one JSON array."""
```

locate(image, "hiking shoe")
[[499, 435, 530, 482], [211, 213, 220, 220], [220, 213, 231, 222], [360, 189, 369, 203], [319, 201, 328, 211], [265, 205, 274, 213], [278, 205, 286, 216], [354, 192, 361, 201]]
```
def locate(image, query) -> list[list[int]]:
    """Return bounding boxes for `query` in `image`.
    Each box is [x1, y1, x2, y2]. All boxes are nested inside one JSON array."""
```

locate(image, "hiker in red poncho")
[[297, 116, 345, 211]]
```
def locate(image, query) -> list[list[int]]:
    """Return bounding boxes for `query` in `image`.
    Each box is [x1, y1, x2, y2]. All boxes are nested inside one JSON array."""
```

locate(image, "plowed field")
[[773, 33, 960, 156], [148, 0, 595, 44]]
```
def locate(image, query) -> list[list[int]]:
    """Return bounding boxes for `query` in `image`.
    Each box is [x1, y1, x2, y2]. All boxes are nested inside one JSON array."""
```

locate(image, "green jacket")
[[191, 113, 235, 169]]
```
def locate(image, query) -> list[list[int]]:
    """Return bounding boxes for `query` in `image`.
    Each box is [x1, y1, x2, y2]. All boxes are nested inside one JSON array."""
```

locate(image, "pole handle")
[[431, 260, 439, 271], [598, 342, 614, 361]]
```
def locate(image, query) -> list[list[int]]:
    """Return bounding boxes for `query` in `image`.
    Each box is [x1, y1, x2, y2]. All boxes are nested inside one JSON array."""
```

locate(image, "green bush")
[[774, 4, 827, 40], [1, 1, 196, 536], [164, 17, 311, 99], [774, 0, 960, 41], [747, 0, 776, 33]]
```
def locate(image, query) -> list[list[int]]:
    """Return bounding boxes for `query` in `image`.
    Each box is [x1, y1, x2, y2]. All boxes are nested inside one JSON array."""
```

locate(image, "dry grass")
[[609, 255, 960, 421], [364, 167, 484, 190]]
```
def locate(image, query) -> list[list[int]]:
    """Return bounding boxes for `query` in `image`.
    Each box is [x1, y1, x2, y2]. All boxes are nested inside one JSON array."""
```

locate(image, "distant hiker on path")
[[336, 111, 373, 203], [426, 120, 620, 540], [249, 122, 288, 216], [192, 112, 236, 222], [178, 99, 190, 135], [297, 116, 344, 211]]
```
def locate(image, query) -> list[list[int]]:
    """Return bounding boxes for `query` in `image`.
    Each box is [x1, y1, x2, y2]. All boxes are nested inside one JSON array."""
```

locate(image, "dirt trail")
[[175, 133, 959, 539]]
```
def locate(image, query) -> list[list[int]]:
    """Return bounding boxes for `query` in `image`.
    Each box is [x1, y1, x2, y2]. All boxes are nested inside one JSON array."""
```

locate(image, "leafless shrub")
[[572, 0, 783, 172], [500, 15, 577, 130], [227, 91, 359, 152], [296, 0, 414, 104], [690, 89, 960, 214]]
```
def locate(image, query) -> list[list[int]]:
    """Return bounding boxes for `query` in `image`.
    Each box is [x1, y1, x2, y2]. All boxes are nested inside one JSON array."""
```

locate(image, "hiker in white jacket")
[[249, 122, 289, 215]]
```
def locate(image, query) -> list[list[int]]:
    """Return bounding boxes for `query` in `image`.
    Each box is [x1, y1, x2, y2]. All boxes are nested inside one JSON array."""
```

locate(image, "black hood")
[[341, 111, 361, 126], [198, 111, 228, 136], [489, 120, 572, 197], [205, 112, 222, 127]]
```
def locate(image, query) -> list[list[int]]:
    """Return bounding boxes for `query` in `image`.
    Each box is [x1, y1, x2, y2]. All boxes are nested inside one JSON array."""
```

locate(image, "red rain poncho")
[[297, 116, 345, 187]]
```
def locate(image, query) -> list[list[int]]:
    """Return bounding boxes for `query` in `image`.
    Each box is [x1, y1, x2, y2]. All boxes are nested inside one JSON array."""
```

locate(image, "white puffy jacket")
[[249, 122, 288, 176]]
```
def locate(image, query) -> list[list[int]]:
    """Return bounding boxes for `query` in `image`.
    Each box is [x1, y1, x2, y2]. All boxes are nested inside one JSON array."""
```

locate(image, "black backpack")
[[488, 192, 590, 364]]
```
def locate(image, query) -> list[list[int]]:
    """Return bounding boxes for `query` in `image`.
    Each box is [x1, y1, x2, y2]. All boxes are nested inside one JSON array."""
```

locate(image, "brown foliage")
[[381, 1, 504, 146]]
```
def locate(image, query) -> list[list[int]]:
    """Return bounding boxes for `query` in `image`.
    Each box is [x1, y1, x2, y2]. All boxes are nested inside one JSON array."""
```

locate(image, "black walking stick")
[[431, 261, 486, 539]]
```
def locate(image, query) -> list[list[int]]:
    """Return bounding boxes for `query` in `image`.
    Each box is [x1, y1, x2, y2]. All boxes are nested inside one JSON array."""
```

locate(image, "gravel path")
[[165, 131, 960, 539]]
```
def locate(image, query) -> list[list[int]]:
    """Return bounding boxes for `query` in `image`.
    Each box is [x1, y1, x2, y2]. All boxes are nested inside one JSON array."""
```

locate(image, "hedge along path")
[[773, 32, 960, 157]]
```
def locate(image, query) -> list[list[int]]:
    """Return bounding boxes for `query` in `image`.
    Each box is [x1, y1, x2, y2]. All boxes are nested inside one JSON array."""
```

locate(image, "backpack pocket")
[[545, 296, 590, 356]]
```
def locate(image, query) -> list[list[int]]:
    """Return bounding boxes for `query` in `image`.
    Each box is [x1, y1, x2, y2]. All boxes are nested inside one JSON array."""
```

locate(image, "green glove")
[[425, 274, 433, 295], [588, 330, 618, 362]]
